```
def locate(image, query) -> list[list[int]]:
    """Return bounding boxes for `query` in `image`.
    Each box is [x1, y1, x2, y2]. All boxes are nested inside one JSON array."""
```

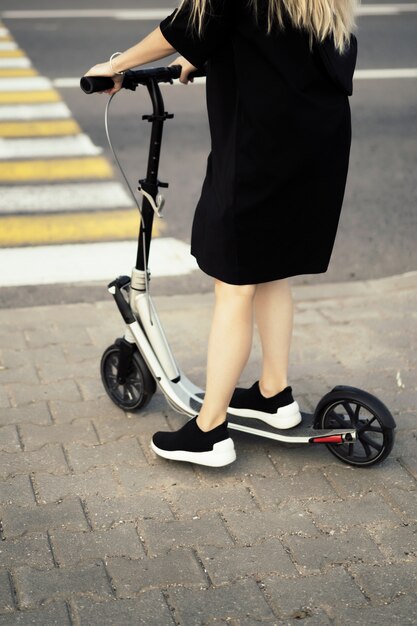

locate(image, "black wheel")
[[314, 387, 396, 467], [100, 341, 156, 411]]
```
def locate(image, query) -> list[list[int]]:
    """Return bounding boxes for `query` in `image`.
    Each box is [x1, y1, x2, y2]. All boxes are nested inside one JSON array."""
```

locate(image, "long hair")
[[175, 0, 358, 53]]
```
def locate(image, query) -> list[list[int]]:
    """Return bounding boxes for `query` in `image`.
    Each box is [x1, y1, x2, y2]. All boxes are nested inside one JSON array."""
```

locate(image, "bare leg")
[[197, 279, 256, 432], [254, 279, 293, 398]]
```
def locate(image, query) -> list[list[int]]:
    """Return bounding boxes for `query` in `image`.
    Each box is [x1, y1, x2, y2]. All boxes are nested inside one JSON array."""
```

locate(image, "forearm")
[[111, 27, 176, 72]]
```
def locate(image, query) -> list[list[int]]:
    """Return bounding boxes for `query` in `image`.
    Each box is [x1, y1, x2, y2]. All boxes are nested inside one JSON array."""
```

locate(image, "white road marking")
[[0, 42, 17, 51], [357, 3, 417, 15], [0, 9, 173, 19], [0, 76, 52, 91], [355, 68, 417, 79], [0, 238, 198, 287], [0, 134, 102, 159], [0, 57, 31, 68], [0, 182, 134, 214], [0, 28, 10, 36], [0, 102, 71, 120], [2, 5, 417, 18]]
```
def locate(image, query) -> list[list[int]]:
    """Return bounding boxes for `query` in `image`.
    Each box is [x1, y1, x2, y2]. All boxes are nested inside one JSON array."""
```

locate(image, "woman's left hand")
[[83, 61, 124, 95]]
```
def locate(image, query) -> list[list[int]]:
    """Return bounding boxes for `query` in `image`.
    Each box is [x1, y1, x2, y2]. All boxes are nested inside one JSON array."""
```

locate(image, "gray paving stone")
[[0, 603, 71, 625], [0, 330, 26, 350], [284, 531, 383, 572], [35, 467, 121, 503], [400, 455, 417, 480], [49, 397, 122, 423], [63, 343, 103, 363], [385, 487, 417, 522], [168, 578, 276, 624], [85, 494, 174, 529], [265, 442, 340, 476], [200, 538, 297, 584], [0, 475, 36, 507], [0, 386, 10, 409], [74, 593, 174, 626], [222, 503, 317, 544], [24, 326, 92, 349], [50, 524, 145, 566], [65, 439, 147, 473], [350, 561, 417, 603], [307, 493, 401, 531], [75, 376, 109, 402], [0, 533, 54, 568], [92, 409, 171, 441], [333, 594, 417, 625], [117, 463, 199, 496], [37, 359, 96, 383], [263, 568, 366, 618], [8, 380, 82, 407], [325, 458, 416, 498], [106, 550, 207, 596], [249, 470, 338, 508], [369, 523, 417, 561], [0, 444, 68, 480], [0, 363, 39, 385], [1, 498, 89, 539], [14, 561, 113, 609], [165, 484, 258, 519], [0, 424, 20, 452], [20, 419, 98, 451], [0, 569, 14, 612], [0, 403, 52, 427], [140, 513, 234, 557], [1, 346, 67, 368]]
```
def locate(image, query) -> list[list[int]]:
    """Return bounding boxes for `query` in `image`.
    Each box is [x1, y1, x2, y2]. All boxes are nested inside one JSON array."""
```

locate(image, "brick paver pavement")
[[0, 272, 416, 625]]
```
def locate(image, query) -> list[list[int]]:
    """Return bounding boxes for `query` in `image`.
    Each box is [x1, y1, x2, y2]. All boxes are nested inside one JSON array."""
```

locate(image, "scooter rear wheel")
[[315, 388, 395, 467], [101, 342, 156, 411]]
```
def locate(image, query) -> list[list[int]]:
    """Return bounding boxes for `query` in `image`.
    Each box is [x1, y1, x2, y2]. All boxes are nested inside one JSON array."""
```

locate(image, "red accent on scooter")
[[311, 435, 344, 444]]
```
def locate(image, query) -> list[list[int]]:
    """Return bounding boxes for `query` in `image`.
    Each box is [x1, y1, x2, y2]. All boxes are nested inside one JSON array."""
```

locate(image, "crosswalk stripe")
[[0, 57, 31, 68], [0, 28, 10, 37], [0, 76, 52, 90], [0, 49, 25, 57], [0, 182, 134, 213], [0, 90, 60, 103], [0, 238, 194, 287], [0, 157, 113, 181], [0, 41, 17, 51], [0, 119, 80, 136], [0, 102, 71, 120], [0, 134, 102, 159], [0, 68, 38, 77], [0, 209, 161, 246]]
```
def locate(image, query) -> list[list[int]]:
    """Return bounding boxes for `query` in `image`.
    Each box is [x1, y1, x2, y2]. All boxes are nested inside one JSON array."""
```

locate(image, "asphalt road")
[[0, 0, 416, 302]]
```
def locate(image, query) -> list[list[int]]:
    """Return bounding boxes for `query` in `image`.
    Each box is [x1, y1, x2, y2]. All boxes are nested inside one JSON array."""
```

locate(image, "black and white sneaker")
[[151, 416, 236, 467], [228, 382, 302, 429]]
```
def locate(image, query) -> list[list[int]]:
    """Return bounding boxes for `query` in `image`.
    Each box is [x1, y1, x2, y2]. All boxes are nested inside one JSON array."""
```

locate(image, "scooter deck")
[[189, 396, 356, 444], [225, 411, 356, 444]]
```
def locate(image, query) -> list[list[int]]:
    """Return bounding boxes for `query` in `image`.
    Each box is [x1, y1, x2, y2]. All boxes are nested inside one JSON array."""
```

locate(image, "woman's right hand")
[[169, 56, 199, 84], [83, 61, 124, 95]]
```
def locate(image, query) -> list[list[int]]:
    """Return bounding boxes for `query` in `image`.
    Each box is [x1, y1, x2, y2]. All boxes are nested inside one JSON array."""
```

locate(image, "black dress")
[[159, 1, 357, 285]]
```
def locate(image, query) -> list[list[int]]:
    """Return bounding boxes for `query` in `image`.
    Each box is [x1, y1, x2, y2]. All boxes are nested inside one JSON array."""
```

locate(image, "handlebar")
[[79, 64, 207, 94]]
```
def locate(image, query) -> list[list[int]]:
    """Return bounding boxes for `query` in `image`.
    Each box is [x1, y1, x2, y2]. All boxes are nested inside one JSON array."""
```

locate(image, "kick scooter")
[[80, 66, 396, 467]]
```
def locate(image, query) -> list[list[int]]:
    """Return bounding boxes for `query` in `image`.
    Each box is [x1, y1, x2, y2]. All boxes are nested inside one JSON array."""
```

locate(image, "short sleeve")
[[159, 1, 232, 68]]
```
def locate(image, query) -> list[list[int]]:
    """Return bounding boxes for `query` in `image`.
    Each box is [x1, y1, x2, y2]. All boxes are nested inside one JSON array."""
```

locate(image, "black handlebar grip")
[[80, 76, 115, 94]]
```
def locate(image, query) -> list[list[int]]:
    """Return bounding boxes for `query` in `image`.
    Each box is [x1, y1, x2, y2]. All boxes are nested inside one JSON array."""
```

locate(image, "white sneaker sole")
[[228, 401, 302, 429], [150, 437, 237, 467]]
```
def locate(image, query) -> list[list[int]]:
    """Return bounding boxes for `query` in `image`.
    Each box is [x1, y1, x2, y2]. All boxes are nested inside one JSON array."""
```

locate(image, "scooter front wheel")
[[100, 342, 156, 411], [314, 386, 396, 467]]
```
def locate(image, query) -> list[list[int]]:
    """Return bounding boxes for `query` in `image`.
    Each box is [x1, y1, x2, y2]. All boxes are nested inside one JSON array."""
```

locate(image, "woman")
[[84, 0, 358, 467]]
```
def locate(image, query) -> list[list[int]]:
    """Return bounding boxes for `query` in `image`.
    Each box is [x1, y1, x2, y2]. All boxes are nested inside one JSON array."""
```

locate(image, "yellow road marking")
[[0, 68, 38, 77], [0, 119, 81, 137], [0, 49, 25, 57], [0, 209, 162, 246], [0, 90, 60, 103], [0, 35, 12, 42], [0, 157, 113, 182]]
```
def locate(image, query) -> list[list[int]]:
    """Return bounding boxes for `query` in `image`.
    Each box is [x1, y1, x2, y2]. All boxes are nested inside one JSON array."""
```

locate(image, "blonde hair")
[[175, 0, 358, 53]]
